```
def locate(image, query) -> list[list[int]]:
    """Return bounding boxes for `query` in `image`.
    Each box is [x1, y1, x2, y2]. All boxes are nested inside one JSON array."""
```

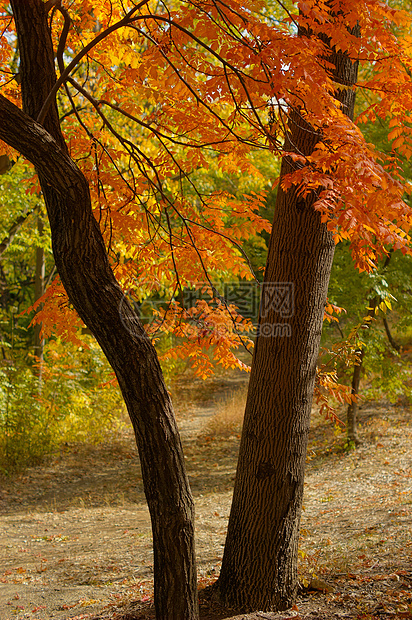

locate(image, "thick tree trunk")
[[3, 2, 198, 618], [218, 128, 336, 612], [218, 21, 359, 612]]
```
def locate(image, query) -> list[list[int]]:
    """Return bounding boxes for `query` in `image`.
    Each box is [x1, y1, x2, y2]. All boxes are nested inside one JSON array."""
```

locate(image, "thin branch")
[[98, 99, 231, 150], [132, 25, 260, 149], [55, 2, 71, 73], [37, 0, 151, 124], [0, 208, 37, 258], [383, 316, 400, 352], [66, 74, 260, 284]]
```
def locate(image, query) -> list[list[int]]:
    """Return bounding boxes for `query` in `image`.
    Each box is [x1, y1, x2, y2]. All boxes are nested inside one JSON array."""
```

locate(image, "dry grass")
[[201, 387, 247, 438], [1, 380, 411, 620]]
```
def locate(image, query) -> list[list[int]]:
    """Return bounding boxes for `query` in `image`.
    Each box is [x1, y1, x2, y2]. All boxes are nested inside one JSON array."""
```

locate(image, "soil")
[[0, 371, 411, 620]]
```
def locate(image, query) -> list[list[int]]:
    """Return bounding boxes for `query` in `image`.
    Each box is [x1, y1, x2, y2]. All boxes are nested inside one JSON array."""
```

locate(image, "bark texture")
[[218, 21, 359, 612], [2, 2, 198, 618]]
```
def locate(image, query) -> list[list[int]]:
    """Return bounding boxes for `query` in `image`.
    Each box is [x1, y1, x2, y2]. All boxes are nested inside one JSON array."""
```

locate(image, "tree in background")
[[321, 97, 412, 444], [323, 244, 412, 445], [0, 0, 411, 617], [0, 150, 127, 474], [0, 164, 46, 355]]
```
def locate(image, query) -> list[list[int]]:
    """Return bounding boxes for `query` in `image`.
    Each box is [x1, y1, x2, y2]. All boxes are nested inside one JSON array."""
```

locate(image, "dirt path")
[[0, 374, 411, 620]]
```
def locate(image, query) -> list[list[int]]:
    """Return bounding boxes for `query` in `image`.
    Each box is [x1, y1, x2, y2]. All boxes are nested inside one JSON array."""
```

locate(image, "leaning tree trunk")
[[2, 2, 198, 619], [218, 21, 359, 611]]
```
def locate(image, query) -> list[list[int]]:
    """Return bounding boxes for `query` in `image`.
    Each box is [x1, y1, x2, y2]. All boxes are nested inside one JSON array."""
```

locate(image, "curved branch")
[[38, 0, 270, 133], [0, 207, 38, 258], [0, 93, 86, 195], [37, 0, 151, 124], [55, 3, 71, 74]]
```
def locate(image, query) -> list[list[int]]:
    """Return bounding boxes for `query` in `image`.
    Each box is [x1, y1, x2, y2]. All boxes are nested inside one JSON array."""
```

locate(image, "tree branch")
[[0, 94, 86, 196], [0, 208, 37, 258], [37, 0, 151, 124]]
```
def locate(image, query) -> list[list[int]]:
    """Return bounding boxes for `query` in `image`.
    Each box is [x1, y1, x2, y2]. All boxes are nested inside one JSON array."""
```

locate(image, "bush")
[[0, 339, 126, 474], [0, 363, 57, 472]]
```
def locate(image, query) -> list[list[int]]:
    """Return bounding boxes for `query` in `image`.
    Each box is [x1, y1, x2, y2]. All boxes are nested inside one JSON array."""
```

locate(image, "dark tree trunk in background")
[[347, 348, 364, 445], [346, 298, 375, 446], [347, 248, 397, 446], [1, 2, 199, 618], [34, 216, 45, 380], [383, 317, 400, 352], [218, 20, 359, 611]]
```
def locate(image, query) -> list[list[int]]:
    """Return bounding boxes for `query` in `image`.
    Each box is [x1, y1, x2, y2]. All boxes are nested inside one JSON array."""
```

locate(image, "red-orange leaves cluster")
[[151, 297, 254, 379], [22, 278, 86, 348]]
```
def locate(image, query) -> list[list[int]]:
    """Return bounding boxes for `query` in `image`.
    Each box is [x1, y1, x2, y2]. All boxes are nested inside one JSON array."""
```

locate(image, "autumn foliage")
[[0, 0, 411, 373], [1, 1, 412, 617]]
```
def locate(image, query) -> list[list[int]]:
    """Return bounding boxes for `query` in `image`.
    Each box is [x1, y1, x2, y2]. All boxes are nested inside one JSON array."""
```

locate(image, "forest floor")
[[0, 369, 411, 620]]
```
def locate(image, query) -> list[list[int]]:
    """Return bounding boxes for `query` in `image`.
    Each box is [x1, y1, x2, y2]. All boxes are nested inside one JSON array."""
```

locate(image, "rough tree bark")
[[0, 2, 198, 618], [218, 19, 359, 611]]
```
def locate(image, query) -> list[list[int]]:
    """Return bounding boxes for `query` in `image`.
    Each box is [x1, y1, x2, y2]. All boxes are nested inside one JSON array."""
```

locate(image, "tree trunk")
[[346, 296, 376, 445], [347, 348, 364, 445], [383, 316, 400, 352], [218, 20, 359, 612], [3, 2, 198, 618], [346, 248, 395, 444], [347, 263, 400, 444], [34, 216, 45, 380]]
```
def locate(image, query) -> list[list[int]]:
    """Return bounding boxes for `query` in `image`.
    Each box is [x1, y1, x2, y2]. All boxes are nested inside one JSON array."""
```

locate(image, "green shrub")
[[0, 338, 126, 474]]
